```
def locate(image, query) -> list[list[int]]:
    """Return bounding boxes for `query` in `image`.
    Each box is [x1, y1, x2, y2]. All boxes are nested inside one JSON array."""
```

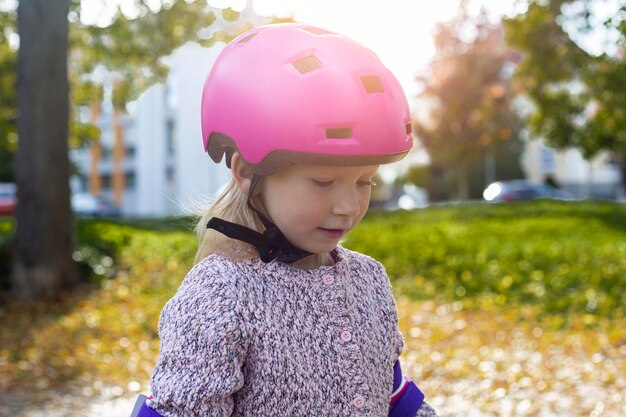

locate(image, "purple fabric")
[[388, 380, 425, 417], [392, 360, 403, 392], [132, 397, 164, 417]]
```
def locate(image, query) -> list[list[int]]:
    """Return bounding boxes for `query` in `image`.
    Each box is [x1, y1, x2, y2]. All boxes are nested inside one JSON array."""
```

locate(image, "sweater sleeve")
[[382, 263, 405, 363], [148, 261, 248, 417], [374, 260, 438, 417], [363, 257, 405, 361]]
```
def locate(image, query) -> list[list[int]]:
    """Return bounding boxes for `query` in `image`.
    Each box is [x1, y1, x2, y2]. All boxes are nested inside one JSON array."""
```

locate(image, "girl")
[[133, 23, 438, 417]]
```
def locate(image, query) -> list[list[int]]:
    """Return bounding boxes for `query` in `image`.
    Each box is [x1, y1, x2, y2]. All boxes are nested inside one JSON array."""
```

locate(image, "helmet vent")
[[326, 128, 353, 139], [360, 75, 385, 93], [292, 55, 323, 74], [238, 33, 258, 44], [303, 26, 334, 35], [406, 123, 412, 135]]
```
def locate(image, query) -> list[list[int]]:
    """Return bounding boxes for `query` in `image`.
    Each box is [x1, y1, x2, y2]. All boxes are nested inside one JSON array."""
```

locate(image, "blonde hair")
[[194, 177, 264, 264]]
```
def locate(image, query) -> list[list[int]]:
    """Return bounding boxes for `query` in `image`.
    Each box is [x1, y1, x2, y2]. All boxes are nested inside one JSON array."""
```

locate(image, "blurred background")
[[0, 0, 624, 416]]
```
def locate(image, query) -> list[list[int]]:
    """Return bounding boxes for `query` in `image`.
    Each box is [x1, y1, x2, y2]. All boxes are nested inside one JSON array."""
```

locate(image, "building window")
[[101, 174, 111, 190], [100, 173, 135, 190], [102, 146, 112, 161], [125, 146, 136, 159], [166, 119, 176, 155], [125, 172, 136, 189], [166, 167, 175, 185], [540, 146, 556, 174]]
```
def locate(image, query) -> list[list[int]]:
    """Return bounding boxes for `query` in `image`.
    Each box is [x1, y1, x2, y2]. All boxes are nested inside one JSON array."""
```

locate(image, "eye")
[[312, 179, 333, 187], [358, 179, 377, 187]]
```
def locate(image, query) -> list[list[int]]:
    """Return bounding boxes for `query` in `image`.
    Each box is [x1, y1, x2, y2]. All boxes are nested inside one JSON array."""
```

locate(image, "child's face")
[[258, 163, 379, 254]]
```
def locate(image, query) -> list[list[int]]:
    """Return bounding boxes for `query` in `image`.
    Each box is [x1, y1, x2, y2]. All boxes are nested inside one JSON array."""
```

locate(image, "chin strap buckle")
[[207, 217, 311, 263]]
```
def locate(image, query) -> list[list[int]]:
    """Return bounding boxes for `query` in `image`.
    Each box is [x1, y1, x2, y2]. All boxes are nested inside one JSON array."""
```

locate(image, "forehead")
[[279, 163, 380, 178]]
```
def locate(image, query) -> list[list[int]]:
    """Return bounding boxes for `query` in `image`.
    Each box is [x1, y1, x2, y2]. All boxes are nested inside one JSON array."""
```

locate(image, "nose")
[[332, 187, 361, 217]]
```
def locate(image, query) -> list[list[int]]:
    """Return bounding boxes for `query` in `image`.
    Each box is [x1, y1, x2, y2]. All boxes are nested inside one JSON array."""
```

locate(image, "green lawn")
[[346, 200, 626, 320], [0, 200, 624, 415]]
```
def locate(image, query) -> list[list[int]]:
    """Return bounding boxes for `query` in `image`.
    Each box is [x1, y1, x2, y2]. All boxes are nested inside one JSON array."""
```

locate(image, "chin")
[[305, 242, 339, 254], [290, 233, 340, 254]]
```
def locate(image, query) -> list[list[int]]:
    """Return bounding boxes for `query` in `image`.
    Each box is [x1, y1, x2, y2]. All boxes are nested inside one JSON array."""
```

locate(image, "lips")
[[318, 227, 348, 239]]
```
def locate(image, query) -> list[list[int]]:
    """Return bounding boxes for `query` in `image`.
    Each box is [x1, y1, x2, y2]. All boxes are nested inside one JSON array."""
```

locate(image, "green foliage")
[[0, 204, 625, 405], [503, 0, 626, 160], [345, 200, 626, 319], [221, 7, 240, 23], [0, 219, 14, 291], [400, 164, 431, 189], [0, 9, 17, 182], [0, 217, 196, 394], [414, 5, 525, 200], [0, 5, 104, 176], [1, 0, 251, 180], [70, 1, 218, 102]]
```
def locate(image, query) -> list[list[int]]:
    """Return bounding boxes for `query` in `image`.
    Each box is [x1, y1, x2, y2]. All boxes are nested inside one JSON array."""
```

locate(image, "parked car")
[[483, 180, 574, 202], [0, 183, 16, 216], [71, 193, 121, 218]]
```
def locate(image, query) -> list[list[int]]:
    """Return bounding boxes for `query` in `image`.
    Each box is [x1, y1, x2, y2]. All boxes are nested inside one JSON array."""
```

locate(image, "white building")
[[71, 42, 231, 217], [522, 138, 623, 199], [71, 31, 623, 213]]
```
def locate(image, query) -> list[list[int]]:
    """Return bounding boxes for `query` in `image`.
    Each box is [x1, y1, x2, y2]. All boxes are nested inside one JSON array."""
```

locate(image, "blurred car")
[[71, 193, 121, 218], [395, 184, 429, 210], [483, 180, 574, 202], [0, 183, 16, 217]]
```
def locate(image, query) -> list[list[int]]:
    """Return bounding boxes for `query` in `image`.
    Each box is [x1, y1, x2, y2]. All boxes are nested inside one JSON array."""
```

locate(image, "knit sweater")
[[148, 246, 414, 416]]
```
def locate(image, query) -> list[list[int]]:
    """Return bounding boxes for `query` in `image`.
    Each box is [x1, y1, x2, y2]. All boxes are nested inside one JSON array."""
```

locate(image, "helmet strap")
[[246, 174, 273, 229], [206, 174, 312, 264]]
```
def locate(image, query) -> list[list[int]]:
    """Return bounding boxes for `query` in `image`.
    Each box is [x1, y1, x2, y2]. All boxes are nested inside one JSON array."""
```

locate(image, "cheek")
[[262, 184, 315, 224], [351, 188, 372, 223], [282, 193, 322, 221], [359, 188, 373, 210]]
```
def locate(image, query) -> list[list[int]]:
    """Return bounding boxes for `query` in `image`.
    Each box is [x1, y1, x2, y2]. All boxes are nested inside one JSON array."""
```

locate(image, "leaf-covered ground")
[[0, 201, 624, 416], [1, 297, 623, 417], [397, 299, 625, 417]]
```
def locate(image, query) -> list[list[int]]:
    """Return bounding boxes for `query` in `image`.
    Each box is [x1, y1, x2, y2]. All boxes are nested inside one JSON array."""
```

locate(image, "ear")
[[231, 153, 256, 195]]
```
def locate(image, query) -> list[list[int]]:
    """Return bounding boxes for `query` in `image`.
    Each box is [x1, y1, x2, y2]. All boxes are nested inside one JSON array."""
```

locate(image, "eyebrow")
[[302, 167, 379, 178]]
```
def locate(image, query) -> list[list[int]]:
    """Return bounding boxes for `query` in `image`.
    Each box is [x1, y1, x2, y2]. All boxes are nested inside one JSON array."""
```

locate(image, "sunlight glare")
[[79, 0, 520, 104], [206, 0, 248, 12], [245, 0, 518, 102]]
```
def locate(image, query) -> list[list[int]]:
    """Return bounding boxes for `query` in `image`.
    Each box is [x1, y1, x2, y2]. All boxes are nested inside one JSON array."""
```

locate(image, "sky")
[[80, 0, 622, 103], [210, 0, 523, 103], [80, 0, 524, 106], [79, 0, 523, 179], [76, 0, 623, 185], [204, 0, 623, 109]]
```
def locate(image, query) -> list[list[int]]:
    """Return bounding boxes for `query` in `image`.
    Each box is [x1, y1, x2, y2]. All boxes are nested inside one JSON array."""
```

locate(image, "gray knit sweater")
[[149, 246, 434, 416]]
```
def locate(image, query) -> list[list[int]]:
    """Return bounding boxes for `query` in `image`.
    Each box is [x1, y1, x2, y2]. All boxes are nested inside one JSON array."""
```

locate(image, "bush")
[[344, 200, 626, 318], [0, 217, 197, 395], [1, 203, 624, 399], [0, 219, 14, 291], [2, 203, 625, 319], [0, 216, 197, 291]]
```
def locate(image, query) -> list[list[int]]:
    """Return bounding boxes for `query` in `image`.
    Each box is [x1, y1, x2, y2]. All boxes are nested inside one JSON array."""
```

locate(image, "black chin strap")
[[206, 175, 312, 263]]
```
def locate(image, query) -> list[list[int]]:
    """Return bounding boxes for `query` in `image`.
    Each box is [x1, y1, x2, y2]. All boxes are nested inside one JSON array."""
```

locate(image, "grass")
[[0, 200, 624, 416], [345, 200, 626, 320]]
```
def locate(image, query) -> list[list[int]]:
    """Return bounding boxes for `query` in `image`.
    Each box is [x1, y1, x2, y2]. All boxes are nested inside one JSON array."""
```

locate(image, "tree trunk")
[[13, 0, 77, 300], [112, 101, 125, 208], [89, 100, 102, 197]]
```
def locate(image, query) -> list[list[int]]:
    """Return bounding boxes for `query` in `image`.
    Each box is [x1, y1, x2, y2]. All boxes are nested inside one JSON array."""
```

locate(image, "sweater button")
[[322, 275, 335, 285], [340, 330, 352, 342], [352, 395, 365, 409]]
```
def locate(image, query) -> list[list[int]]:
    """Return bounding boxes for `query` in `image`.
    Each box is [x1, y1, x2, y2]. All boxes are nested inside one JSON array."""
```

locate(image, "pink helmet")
[[201, 23, 413, 175]]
